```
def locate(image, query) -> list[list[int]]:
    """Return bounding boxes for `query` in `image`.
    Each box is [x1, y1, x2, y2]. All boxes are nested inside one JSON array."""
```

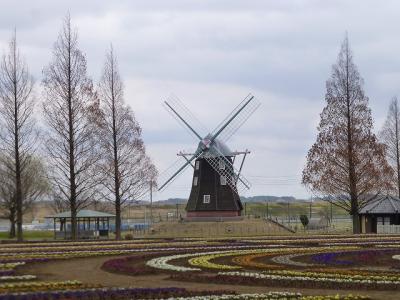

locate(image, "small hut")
[[359, 196, 400, 234], [46, 210, 116, 239]]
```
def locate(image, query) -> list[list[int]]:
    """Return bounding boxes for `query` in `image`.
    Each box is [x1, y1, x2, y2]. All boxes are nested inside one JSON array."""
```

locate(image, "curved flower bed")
[[0, 280, 96, 293], [2, 235, 400, 296], [0, 287, 234, 300]]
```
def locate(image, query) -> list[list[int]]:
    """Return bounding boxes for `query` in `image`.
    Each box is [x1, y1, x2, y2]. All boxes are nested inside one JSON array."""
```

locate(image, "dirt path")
[[19, 255, 400, 300]]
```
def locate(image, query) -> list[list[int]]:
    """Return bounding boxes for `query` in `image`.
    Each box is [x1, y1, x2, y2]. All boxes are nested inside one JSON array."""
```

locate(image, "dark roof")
[[359, 196, 400, 214], [46, 210, 115, 218]]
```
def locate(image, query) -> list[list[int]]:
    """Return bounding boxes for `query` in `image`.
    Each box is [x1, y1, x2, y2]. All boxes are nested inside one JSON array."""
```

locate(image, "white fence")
[[377, 224, 400, 234]]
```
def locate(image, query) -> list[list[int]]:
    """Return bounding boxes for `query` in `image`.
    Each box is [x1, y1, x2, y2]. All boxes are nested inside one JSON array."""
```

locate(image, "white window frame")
[[203, 194, 210, 204], [219, 160, 225, 170], [195, 161, 200, 170], [220, 175, 227, 186], [193, 176, 198, 186]]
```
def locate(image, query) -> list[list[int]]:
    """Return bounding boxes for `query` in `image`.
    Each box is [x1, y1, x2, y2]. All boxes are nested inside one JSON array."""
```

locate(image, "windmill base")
[[185, 211, 243, 222]]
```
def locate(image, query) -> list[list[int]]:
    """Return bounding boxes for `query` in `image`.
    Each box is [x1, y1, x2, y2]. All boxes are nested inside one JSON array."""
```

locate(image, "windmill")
[[158, 94, 260, 220]]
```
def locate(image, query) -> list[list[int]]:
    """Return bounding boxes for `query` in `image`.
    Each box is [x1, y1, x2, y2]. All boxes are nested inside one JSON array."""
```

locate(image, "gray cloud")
[[0, 0, 399, 200]]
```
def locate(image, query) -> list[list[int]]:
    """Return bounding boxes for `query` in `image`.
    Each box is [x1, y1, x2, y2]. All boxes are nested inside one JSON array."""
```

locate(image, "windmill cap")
[[197, 135, 233, 157]]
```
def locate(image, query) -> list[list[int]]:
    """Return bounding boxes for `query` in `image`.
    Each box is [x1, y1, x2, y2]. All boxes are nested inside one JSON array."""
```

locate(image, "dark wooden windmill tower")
[[158, 94, 260, 220]]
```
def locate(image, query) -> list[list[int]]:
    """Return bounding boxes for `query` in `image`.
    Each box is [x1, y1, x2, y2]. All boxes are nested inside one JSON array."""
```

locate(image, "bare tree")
[[0, 156, 48, 237], [380, 97, 400, 197], [42, 15, 98, 240], [302, 36, 393, 234], [0, 31, 38, 241], [92, 46, 157, 239]]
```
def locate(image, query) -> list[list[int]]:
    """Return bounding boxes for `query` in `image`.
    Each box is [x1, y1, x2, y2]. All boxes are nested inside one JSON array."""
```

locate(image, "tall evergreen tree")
[[302, 36, 392, 234]]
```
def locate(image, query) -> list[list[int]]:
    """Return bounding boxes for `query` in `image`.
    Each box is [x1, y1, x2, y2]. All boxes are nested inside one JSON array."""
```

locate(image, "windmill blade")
[[210, 94, 260, 143], [157, 149, 203, 191], [164, 94, 208, 141], [203, 145, 252, 193]]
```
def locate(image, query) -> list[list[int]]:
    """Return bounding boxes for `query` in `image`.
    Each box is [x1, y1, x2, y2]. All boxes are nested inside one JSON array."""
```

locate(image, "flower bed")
[[0, 287, 235, 300], [169, 271, 400, 291], [0, 280, 97, 293]]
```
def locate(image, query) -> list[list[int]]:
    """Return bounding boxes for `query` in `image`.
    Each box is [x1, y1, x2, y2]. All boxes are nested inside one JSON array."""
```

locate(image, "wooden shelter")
[[359, 196, 400, 233], [46, 210, 115, 239]]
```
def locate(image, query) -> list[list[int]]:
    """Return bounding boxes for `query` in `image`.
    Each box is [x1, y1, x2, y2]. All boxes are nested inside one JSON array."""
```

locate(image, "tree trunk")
[[12, 41, 23, 243], [115, 202, 121, 240], [345, 43, 359, 234], [110, 53, 122, 241], [71, 205, 77, 240], [9, 212, 16, 239], [395, 102, 400, 198], [352, 213, 360, 234], [66, 24, 77, 241]]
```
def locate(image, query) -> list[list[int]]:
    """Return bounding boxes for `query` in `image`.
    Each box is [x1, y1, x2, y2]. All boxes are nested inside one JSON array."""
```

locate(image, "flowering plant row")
[[262, 270, 400, 283], [0, 275, 35, 282], [0, 262, 25, 269], [0, 244, 262, 263], [185, 246, 358, 271], [0, 287, 234, 300], [218, 271, 400, 289], [0, 241, 221, 255], [0, 280, 97, 294], [163, 292, 370, 300]]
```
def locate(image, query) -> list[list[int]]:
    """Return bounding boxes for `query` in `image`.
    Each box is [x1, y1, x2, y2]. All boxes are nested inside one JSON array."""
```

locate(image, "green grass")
[[0, 230, 54, 241], [243, 201, 348, 218]]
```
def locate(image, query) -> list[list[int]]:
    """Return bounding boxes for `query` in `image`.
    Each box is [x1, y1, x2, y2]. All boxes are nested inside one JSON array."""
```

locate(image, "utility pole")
[[309, 196, 313, 219], [266, 201, 269, 219], [150, 181, 153, 224], [287, 201, 290, 224]]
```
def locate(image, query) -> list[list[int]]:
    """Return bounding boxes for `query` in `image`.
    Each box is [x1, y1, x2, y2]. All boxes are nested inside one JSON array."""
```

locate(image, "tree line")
[[303, 35, 399, 234], [0, 15, 157, 241]]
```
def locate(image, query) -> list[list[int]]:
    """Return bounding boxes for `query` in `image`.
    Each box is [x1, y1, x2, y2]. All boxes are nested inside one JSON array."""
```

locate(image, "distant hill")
[[154, 196, 307, 205]]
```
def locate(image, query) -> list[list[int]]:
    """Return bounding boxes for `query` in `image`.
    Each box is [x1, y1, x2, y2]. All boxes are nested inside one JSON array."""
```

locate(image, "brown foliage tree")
[[42, 15, 98, 240], [92, 46, 157, 240], [0, 31, 38, 241], [302, 36, 393, 234], [380, 97, 400, 197]]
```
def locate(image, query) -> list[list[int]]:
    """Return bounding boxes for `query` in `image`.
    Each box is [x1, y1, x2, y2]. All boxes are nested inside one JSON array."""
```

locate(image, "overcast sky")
[[0, 1, 398, 201]]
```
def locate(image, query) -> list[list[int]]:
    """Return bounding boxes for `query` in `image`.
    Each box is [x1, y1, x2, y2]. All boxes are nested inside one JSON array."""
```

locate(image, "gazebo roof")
[[359, 195, 400, 214], [46, 209, 115, 219]]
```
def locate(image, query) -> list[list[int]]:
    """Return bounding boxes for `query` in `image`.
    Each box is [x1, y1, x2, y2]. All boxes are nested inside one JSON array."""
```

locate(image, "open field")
[[0, 234, 398, 299]]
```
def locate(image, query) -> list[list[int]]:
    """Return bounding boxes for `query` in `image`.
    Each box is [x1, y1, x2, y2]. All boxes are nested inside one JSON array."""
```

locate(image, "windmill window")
[[219, 160, 225, 170], [203, 195, 210, 204], [220, 176, 227, 186], [195, 161, 200, 170], [193, 176, 198, 186]]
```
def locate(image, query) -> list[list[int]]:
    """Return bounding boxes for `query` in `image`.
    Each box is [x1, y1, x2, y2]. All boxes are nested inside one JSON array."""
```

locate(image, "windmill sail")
[[211, 94, 260, 143], [204, 144, 251, 192], [164, 94, 208, 141]]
